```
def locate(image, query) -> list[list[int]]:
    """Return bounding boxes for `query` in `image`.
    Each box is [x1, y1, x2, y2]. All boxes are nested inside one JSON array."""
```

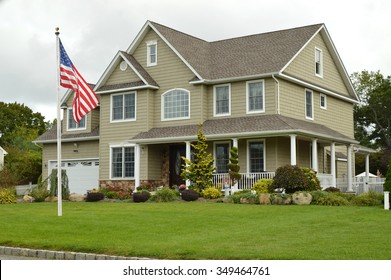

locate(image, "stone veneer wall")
[[100, 180, 135, 191]]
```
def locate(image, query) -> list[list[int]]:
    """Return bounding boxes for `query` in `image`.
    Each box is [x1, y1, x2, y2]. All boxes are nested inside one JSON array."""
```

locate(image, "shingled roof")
[[131, 114, 356, 144], [34, 125, 99, 143], [150, 21, 323, 80]]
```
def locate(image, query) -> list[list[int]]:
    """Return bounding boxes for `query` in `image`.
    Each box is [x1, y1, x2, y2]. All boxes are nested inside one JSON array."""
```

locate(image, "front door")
[[169, 145, 186, 186]]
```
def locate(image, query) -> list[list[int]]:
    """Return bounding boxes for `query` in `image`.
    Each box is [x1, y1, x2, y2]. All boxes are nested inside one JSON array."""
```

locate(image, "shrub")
[[324, 187, 341, 193], [228, 191, 259, 204], [150, 187, 179, 202], [310, 191, 350, 206], [0, 187, 17, 204], [251, 179, 273, 194], [271, 165, 320, 193], [180, 189, 199, 201], [132, 191, 151, 203], [202, 187, 222, 199], [86, 191, 104, 202], [352, 191, 383, 206], [29, 186, 49, 202], [101, 185, 133, 200]]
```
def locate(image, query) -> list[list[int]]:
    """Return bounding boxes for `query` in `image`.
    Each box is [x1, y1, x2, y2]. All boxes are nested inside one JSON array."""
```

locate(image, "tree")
[[352, 70, 391, 173], [227, 146, 241, 187], [181, 124, 215, 191]]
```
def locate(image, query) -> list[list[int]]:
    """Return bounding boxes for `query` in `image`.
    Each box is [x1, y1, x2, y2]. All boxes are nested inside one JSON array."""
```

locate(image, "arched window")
[[162, 89, 190, 120]]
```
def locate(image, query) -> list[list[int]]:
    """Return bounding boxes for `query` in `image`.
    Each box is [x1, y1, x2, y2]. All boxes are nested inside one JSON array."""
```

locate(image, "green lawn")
[[0, 202, 390, 259]]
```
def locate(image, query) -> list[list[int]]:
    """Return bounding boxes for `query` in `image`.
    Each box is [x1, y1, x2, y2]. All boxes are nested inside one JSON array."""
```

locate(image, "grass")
[[0, 202, 390, 259]]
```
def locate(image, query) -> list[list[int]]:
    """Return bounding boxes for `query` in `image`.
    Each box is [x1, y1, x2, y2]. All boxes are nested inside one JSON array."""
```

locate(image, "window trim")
[[161, 88, 191, 121], [246, 79, 265, 114], [110, 92, 137, 123], [147, 40, 157, 67], [247, 139, 266, 173], [305, 89, 314, 120], [214, 141, 231, 173], [213, 84, 231, 117], [66, 108, 87, 131], [315, 47, 323, 78], [320, 93, 327, 110], [109, 144, 135, 179]]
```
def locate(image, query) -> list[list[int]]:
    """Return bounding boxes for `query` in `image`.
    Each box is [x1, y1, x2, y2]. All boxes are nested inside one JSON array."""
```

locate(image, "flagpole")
[[55, 27, 62, 217]]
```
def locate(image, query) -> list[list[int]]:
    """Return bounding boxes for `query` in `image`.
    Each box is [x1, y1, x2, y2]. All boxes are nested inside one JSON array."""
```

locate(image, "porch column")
[[330, 142, 336, 187], [232, 138, 238, 149], [312, 138, 318, 172], [134, 144, 141, 192], [347, 144, 353, 192], [185, 141, 191, 187], [290, 134, 297, 165]]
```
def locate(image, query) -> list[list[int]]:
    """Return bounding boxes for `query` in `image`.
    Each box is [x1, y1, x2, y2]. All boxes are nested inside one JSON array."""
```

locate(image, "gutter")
[[33, 136, 99, 144]]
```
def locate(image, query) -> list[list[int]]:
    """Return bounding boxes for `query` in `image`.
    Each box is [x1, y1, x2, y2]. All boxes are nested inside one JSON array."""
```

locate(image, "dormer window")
[[147, 40, 157, 66], [315, 48, 323, 77], [67, 108, 86, 130]]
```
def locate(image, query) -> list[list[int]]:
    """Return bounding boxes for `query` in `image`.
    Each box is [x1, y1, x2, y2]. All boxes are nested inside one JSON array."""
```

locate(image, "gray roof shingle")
[[34, 125, 99, 143]]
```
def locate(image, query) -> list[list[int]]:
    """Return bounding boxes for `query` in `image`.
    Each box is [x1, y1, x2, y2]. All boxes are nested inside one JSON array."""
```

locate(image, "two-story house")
[[35, 21, 363, 194]]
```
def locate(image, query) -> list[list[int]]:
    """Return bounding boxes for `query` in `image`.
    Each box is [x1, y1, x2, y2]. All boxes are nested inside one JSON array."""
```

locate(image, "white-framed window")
[[147, 40, 157, 66], [111, 92, 136, 122], [305, 89, 314, 120], [320, 93, 327, 109], [162, 88, 190, 121], [110, 145, 135, 179], [214, 142, 231, 173], [315, 48, 323, 77], [247, 140, 265, 173], [246, 80, 265, 114], [213, 84, 231, 116], [67, 108, 86, 131]]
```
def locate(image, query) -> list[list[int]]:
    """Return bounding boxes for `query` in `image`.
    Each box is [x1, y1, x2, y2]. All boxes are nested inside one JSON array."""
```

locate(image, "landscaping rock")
[[23, 195, 34, 203], [292, 192, 312, 205], [222, 197, 234, 203], [45, 196, 58, 202], [271, 195, 292, 205], [259, 193, 271, 205], [240, 197, 256, 204], [69, 193, 85, 202]]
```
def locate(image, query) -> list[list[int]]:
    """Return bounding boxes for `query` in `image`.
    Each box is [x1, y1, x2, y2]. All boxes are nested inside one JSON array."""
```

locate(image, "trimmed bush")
[[29, 186, 49, 202], [202, 187, 222, 199], [86, 192, 104, 202], [310, 191, 350, 206], [132, 191, 151, 203], [324, 187, 341, 193], [180, 189, 199, 201], [0, 187, 17, 204], [228, 190, 259, 204], [352, 191, 383, 206], [252, 179, 273, 194], [271, 165, 320, 193]]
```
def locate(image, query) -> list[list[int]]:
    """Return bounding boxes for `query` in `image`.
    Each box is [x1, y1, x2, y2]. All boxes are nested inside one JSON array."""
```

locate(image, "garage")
[[48, 159, 99, 195]]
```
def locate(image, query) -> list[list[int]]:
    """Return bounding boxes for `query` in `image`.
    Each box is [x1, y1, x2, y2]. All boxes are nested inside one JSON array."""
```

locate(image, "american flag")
[[59, 39, 99, 123]]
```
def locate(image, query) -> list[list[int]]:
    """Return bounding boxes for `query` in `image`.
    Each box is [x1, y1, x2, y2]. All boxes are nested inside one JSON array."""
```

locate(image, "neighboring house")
[[35, 21, 369, 194], [0, 146, 7, 170]]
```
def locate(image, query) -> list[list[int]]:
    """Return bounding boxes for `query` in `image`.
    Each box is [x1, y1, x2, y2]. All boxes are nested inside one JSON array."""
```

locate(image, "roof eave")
[[34, 136, 99, 144]]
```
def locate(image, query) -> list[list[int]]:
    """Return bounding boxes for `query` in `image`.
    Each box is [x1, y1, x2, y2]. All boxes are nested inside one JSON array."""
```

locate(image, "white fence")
[[212, 172, 275, 190], [336, 177, 385, 194], [15, 183, 37, 196]]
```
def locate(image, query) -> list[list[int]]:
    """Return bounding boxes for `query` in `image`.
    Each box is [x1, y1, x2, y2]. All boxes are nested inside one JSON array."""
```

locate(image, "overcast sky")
[[0, 0, 390, 121]]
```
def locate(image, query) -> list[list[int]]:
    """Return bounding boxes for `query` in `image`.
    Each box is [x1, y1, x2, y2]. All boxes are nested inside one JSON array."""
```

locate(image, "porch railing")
[[212, 172, 275, 191]]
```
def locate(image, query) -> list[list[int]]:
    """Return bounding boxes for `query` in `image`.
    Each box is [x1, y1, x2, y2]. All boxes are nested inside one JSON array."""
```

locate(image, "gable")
[[105, 58, 142, 86]]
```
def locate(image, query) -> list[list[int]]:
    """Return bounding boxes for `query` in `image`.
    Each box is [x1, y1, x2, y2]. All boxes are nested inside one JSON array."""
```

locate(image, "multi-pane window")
[[315, 48, 323, 77], [67, 108, 86, 130], [305, 89, 313, 119], [111, 146, 135, 178], [248, 141, 264, 172], [247, 80, 264, 113], [147, 41, 157, 66], [111, 92, 136, 121], [214, 84, 230, 116], [215, 143, 230, 173], [162, 89, 190, 120]]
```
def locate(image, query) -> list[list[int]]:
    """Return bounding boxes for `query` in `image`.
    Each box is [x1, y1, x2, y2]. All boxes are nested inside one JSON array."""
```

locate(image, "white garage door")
[[49, 160, 99, 195]]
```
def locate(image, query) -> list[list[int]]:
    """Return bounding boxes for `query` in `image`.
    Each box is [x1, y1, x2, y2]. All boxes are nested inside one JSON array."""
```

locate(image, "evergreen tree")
[[181, 124, 215, 191], [227, 146, 241, 187]]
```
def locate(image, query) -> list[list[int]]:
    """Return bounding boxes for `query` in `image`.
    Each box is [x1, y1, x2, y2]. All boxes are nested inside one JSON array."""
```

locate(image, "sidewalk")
[[0, 246, 152, 260]]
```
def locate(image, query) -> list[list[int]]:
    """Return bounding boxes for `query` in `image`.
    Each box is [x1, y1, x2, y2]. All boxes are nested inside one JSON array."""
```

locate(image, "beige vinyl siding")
[[105, 60, 141, 85], [284, 33, 350, 97], [41, 141, 99, 178], [279, 79, 354, 138]]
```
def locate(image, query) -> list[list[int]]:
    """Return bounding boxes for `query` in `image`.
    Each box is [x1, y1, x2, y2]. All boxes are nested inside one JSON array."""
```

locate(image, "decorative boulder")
[[292, 192, 312, 205], [240, 197, 257, 204], [45, 196, 58, 202], [271, 194, 292, 205], [69, 193, 85, 202], [259, 193, 271, 205], [23, 195, 34, 203]]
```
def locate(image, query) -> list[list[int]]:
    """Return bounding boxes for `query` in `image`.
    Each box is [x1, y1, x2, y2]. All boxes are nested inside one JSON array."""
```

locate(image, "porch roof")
[[131, 114, 357, 144]]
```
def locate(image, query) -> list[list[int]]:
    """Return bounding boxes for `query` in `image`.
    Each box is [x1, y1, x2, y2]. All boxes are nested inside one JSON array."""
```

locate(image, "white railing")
[[317, 173, 334, 189], [212, 172, 275, 190], [336, 177, 385, 194]]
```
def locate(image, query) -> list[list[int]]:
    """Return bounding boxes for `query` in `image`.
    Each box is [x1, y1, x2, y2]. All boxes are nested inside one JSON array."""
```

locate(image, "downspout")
[[272, 74, 280, 115]]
